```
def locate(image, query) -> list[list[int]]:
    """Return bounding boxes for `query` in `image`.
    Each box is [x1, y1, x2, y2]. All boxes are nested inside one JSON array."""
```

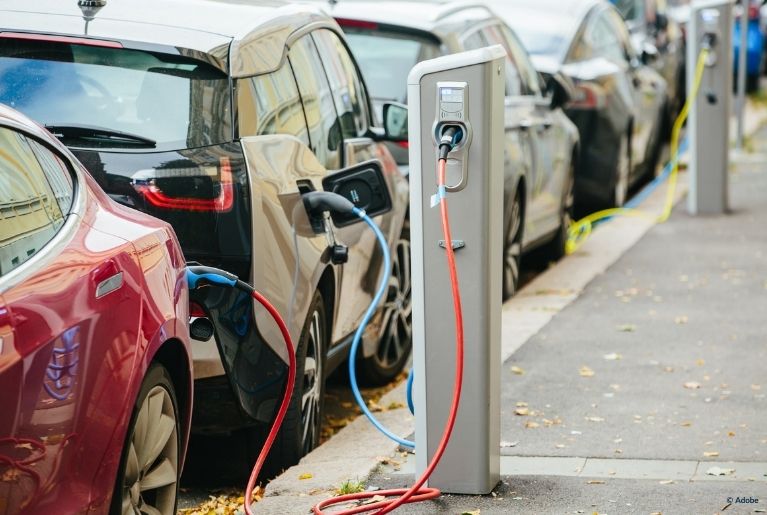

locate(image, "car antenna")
[[77, 0, 106, 35]]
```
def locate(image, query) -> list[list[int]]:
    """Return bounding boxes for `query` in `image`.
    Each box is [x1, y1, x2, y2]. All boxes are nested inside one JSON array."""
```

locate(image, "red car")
[[0, 105, 192, 514]]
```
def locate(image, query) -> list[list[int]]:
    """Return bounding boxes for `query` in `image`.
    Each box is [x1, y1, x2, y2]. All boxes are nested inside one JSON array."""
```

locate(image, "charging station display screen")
[[440, 88, 463, 103]]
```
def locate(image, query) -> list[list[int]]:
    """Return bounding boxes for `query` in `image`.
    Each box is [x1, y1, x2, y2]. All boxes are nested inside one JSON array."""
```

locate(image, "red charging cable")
[[243, 290, 296, 515], [312, 158, 465, 514]]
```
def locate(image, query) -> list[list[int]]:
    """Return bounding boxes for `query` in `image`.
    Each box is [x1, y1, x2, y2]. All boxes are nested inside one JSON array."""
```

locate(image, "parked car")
[[734, 0, 765, 91], [490, 0, 668, 209], [0, 104, 191, 514], [0, 0, 410, 477], [612, 0, 686, 122], [327, 1, 580, 299]]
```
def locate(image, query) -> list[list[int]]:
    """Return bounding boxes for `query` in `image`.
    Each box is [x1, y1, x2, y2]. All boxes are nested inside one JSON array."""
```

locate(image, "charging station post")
[[408, 46, 505, 495], [688, 0, 732, 215]]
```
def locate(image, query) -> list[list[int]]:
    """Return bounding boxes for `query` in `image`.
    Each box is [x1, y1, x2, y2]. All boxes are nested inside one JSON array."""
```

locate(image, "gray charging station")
[[688, 0, 732, 215], [408, 45, 505, 494]]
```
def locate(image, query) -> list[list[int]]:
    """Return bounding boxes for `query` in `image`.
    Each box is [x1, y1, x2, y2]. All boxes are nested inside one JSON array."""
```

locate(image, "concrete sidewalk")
[[252, 121, 767, 515]]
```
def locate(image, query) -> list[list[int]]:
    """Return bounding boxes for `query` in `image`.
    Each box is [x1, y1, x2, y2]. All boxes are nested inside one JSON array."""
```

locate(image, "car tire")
[[502, 189, 523, 301], [256, 290, 327, 477], [110, 363, 180, 515], [540, 162, 575, 262], [612, 131, 631, 208], [359, 220, 412, 386]]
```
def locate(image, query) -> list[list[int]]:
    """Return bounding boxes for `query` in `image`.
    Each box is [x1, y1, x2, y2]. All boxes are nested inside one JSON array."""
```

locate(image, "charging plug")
[[438, 125, 464, 160], [186, 264, 238, 289]]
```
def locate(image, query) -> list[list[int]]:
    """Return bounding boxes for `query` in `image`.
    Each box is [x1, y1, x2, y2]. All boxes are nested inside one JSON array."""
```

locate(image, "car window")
[[239, 64, 310, 146], [0, 126, 68, 276], [499, 25, 543, 97], [0, 39, 231, 151], [288, 35, 343, 170], [311, 29, 370, 140], [28, 139, 74, 214], [463, 27, 523, 97], [344, 29, 441, 106], [588, 11, 628, 64]]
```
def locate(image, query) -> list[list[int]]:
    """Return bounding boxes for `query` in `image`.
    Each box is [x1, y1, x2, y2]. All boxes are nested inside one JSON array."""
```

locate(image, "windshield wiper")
[[45, 124, 157, 147]]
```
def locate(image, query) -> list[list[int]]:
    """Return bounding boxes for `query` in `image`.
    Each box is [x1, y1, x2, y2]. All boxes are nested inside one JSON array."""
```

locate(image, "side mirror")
[[322, 160, 393, 227], [382, 102, 408, 142], [545, 72, 574, 110], [641, 42, 659, 65]]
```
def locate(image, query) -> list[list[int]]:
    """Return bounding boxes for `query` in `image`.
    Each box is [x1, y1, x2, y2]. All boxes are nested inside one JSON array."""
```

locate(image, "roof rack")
[[435, 1, 494, 21]]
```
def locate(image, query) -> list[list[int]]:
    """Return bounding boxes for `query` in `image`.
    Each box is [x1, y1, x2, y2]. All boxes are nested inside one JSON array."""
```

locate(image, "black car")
[[491, 0, 669, 209]]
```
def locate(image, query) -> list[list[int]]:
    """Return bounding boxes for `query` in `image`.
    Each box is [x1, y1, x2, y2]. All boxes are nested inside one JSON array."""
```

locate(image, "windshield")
[[344, 30, 441, 104], [0, 38, 231, 150], [495, 7, 574, 59]]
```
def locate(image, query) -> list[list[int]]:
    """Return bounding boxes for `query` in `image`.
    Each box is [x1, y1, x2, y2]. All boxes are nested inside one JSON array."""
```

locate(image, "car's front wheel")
[[111, 363, 180, 515]]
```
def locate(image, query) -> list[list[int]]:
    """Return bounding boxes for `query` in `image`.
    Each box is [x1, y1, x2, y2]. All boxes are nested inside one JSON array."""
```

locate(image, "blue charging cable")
[[349, 207, 415, 448]]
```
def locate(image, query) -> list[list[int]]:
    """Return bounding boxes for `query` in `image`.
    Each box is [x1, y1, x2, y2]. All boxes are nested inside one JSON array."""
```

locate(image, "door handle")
[[539, 121, 553, 131], [92, 259, 124, 299], [518, 119, 533, 130]]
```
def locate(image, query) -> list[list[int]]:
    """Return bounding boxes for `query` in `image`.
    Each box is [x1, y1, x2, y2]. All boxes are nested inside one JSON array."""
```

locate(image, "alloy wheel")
[[374, 236, 412, 370], [503, 193, 522, 300], [301, 309, 324, 455], [121, 385, 178, 515]]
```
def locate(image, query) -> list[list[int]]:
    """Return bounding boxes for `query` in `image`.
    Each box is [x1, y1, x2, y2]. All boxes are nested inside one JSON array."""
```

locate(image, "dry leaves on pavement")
[[177, 487, 264, 515]]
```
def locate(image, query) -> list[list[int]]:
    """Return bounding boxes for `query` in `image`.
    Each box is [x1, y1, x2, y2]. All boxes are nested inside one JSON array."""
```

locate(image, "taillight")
[[335, 17, 379, 30], [749, 3, 760, 20], [568, 83, 606, 110], [132, 157, 234, 212], [190, 301, 207, 318], [395, 140, 409, 149]]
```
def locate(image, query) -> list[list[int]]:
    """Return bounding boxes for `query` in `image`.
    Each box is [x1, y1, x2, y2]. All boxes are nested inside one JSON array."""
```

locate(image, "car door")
[[310, 28, 405, 344], [0, 125, 144, 512], [500, 24, 568, 239], [461, 27, 537, 246]]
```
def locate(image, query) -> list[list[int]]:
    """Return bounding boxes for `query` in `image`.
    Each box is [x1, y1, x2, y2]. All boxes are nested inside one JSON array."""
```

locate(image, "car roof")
[[314, 0, 499, 42], [0, 0, 335, 76], [486, 0, 602, 61]]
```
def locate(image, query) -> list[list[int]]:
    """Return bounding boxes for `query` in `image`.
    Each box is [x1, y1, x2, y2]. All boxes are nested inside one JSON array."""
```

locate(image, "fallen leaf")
[[555, 444, 565, 448], [703, 451, 719, 457], [659, 480, 675, 485], [585, 416, 604, 422], [515, 407, 529, 416], [579, 366, 595, 377], [603, 353, 622, 361], [617, 324, 636, 332], [695, 358, 705, 366], [525, 421, 540, 429], [706, 466, 735, 476], [15, 443, 34, 451], [587, 480, 605, 484], [728, 431, 736, 437], [680, 421, 692, 427], [510, 366, 525, 375], [675, 315, 689, 324], [683, 382, 701, 389], [298, 472, 313, 480], [500, 440, 519, 448], [752, 384, 762, 391], [516, 401, 528, 407], [461, 511, 480, 515]]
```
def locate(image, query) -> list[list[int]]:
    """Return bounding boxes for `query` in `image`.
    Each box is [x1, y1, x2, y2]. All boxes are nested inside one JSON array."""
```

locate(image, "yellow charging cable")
[[565, 48, 710, 254]]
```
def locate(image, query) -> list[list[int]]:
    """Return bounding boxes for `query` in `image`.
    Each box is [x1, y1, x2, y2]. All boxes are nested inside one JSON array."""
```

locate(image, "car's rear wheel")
[[360, 221, 412, 386], [257, 290, 327, 476], [111, 363, 180, 515], [502, 190, 523, 301]]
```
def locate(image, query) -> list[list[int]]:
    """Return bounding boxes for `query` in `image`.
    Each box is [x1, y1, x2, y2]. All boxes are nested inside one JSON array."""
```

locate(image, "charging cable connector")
[[438, 125, 464, 160]]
